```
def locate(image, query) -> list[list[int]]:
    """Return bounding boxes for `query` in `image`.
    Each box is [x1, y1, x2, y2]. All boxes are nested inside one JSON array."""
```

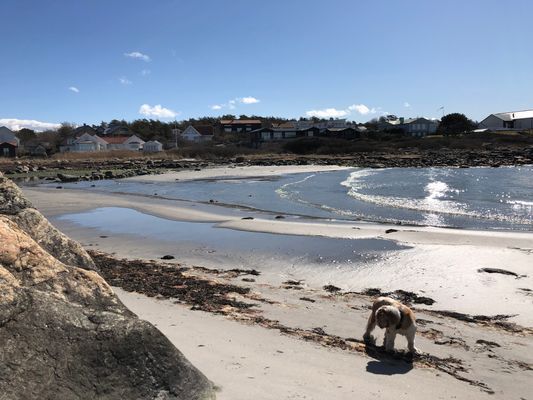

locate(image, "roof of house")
[[220, 119, 261, 125], [0, 126, 19, 146], [73, 124, 97, 133], [492, 109, 533, 121], [103, 135, 130, 144], [194, 126, 214, 136], [0, 140, 18, 146]]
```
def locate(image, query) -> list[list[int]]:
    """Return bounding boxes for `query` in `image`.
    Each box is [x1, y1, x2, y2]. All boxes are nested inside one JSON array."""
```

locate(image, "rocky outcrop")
[[0, 174, 96, 271], [0, 173, 215, 400]]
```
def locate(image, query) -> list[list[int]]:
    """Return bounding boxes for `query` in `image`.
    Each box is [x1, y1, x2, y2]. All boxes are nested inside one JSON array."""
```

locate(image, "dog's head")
[[376, 305, 401, 329]]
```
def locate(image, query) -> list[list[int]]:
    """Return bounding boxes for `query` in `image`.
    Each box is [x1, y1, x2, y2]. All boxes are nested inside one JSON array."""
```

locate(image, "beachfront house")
[[60, 133, 107, 152], [478, 109, 533, 131], [143, 140, 163, 153], [105, 134, 145, 151], [400, 118, 439, 137], [0, 126, 20, 157], [249, 127, 318, 143], [378, 117, 438, 137], [181, 125, 214, 142], [220, 119, 262, 133]]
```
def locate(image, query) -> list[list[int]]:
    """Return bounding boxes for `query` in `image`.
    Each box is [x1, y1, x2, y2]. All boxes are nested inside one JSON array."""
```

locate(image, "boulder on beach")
[[0, 173, 216, 400]]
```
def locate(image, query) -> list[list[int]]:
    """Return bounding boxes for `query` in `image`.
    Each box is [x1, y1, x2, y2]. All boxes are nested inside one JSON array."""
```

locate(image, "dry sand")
[[20, 164, 533, 399]]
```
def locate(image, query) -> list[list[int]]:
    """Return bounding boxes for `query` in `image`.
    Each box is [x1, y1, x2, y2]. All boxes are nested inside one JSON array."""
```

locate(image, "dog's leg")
[[406, 325, 419, 354], [363, 311, 377, 342], [384, 328, 396, 352]]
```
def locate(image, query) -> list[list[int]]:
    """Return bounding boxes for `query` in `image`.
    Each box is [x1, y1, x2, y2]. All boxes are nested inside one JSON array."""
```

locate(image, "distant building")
[[220, 119, 262, 133], [479, 109, 533, 131], [378, 117, 438, 137], [59, 133, 144, 152], [273, 119, 350, 131], [143, 140, 163, 153], [249, 127, 318, 143], [0, 126, 20, 157], [104, 134, 145, 151], [181, 125, 214, 142], [400, 118, 439, 137]]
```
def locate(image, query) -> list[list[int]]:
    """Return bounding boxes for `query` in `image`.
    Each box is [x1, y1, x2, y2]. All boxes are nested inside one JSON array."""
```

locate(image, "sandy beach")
[[21, 164, 533, 399]]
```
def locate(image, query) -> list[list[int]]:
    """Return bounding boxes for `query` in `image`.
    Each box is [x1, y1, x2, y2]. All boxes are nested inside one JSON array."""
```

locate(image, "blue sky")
[[1, 0, 532, 130]]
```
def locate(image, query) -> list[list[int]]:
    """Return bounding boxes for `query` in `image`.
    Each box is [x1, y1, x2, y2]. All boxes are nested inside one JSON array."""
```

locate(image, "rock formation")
[[0, 173, 215, 400]]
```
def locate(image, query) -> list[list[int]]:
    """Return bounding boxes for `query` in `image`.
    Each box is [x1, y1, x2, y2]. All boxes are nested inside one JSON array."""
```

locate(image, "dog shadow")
[[363, 343, 414, 375]]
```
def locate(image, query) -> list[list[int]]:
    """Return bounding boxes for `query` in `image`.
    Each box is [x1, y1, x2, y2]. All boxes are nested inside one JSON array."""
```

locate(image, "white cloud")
[[139, 104, 178, 118], [0, 118, 61, 132], [347, 104, 377, 115], [404, 102, 411, 108], [124, 51, 151, 62], [119, 77, 132, 85], [68, 86, 79, 93], [209, 96, 260, 111], [305, 108, 349, 118], [239, 96, 260, 104], [141, 69, 151, 76]]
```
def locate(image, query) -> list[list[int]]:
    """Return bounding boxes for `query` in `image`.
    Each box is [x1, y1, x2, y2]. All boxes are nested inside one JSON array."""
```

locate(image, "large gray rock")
[[0, 174, 216, 400]]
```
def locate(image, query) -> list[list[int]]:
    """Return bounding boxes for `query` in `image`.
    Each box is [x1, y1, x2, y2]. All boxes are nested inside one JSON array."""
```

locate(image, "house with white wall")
[[105, 135, 145, 151], [479, 109, 533, 131], [181, 126, 214, 142], [143, 140, 163, 153]]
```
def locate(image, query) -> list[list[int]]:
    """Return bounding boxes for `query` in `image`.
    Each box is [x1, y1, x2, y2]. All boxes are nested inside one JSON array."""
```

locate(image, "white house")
[[181, 125, 214, 142], [479, 109, 533, 131], [60, 133, 108, 152], [105, 134, 145, 151], [143, 140, 163, 153]]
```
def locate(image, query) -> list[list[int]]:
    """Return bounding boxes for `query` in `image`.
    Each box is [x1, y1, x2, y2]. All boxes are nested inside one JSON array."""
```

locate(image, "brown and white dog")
[[363, 297, 419, 354]]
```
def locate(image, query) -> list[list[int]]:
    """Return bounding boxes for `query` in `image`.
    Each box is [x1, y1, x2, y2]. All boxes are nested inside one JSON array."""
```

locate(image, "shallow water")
[[57, 207, 408, 270], [53, 166, 533, 231]]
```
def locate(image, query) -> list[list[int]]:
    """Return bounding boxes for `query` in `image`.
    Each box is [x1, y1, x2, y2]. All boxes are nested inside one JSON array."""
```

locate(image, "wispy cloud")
[[139, 104, 178, 118], [0, 118, 61, 132], [209, 96, 260, 111], [305, 108, 349, 118], [119, 77, 132, 85], [141, 69, 151, 76], [68, 86, 79, 93], [124, 51, 151, 62], [404, 102, 411, 108]]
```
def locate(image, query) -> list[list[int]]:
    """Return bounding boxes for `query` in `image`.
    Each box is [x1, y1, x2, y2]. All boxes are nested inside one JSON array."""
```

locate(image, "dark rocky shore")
[[1, 147, 532, 184]]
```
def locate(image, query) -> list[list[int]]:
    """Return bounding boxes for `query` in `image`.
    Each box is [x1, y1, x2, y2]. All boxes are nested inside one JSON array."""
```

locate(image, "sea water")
[[53, 166, 533, 231]]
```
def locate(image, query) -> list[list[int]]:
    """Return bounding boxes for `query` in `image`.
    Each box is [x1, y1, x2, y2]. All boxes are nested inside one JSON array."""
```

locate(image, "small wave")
[[342, 169, 531, 224], [276, 174, 316, 200]]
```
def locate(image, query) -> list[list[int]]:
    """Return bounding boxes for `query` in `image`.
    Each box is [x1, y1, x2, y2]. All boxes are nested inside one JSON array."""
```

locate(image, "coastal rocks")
[[0, 173, 216, 400], [0, 173, 95, 271]]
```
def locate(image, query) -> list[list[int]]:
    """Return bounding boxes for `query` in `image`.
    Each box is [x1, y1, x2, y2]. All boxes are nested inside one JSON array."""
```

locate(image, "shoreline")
[[22, 174, 533, 325], [17, 164, 533, 399]]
